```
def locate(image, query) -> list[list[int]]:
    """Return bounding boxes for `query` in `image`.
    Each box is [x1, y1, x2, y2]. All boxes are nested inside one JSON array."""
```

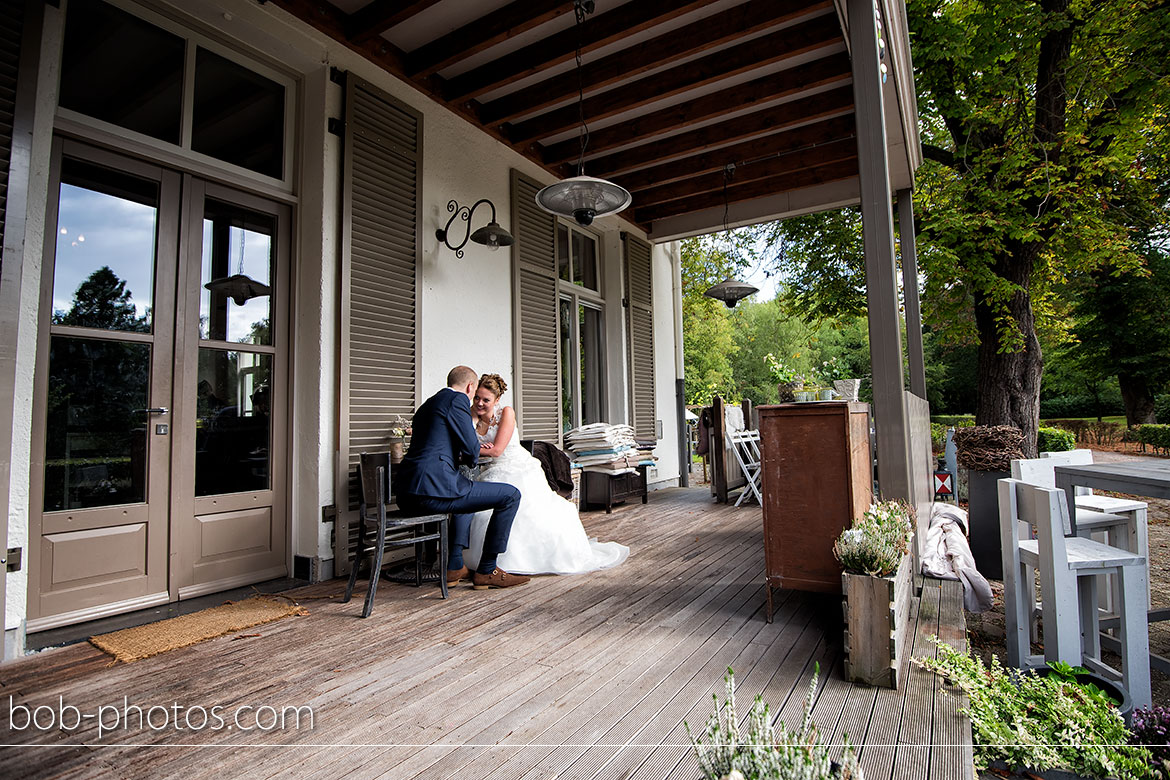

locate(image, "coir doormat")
[[89, 595, 308, 663]]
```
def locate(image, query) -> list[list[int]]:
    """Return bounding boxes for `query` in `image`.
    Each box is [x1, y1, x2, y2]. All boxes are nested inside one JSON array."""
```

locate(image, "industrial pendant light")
[[535, 0, 631, 226], [703, 164, 757, 308]]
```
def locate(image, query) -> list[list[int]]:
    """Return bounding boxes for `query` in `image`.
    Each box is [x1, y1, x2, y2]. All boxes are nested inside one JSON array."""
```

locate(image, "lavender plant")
[[687, 666, 863, 780]]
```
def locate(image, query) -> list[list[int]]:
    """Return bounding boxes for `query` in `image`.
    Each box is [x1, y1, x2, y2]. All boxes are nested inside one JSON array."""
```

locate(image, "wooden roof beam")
[[405, 0, 574, 78], [443, 0, 713, 103], [346, 0, 445, 44], [586, 86, 855, 180], [634, 157, 858, 223], [541, 52, 851, 166], [481, 0, 833, 128], [631, 136, 858, 209]]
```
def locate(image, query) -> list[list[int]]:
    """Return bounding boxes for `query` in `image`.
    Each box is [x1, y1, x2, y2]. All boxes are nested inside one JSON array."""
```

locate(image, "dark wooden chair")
[[343, 452, 448, 617]]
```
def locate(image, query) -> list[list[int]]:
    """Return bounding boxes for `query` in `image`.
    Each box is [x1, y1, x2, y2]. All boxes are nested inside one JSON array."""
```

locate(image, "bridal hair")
[[447, 365, 477, 388], [478, 373, 508, 399]]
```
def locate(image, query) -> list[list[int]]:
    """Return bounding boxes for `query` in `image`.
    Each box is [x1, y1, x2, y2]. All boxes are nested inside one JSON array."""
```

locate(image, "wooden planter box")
[[842, 552, 913, 688]]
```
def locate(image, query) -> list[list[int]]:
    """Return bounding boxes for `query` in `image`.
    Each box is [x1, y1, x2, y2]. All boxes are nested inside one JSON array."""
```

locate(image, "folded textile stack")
[[564, 423, 657, 475]]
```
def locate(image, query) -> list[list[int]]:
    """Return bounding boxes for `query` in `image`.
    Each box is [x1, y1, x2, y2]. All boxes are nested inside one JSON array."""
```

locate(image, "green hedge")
[[1156, 394, 1170, 424], [1133, 424, 1170, 454], [931, 415, 976, 427], [1037, 426, 1076, 453]]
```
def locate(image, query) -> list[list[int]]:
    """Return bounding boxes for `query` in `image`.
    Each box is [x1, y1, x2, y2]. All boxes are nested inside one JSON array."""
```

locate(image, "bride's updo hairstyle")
[[478, 373, 508, 400]]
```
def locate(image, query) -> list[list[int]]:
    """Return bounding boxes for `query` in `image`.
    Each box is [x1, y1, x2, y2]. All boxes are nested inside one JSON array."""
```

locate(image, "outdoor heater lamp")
[[535, 0, 632, 227], [704, 276, 759, 308], [435, 198, 514, 258]]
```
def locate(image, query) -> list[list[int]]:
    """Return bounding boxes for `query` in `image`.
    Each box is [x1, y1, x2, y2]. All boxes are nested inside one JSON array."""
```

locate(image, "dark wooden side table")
[[582, 465, 649, 513]]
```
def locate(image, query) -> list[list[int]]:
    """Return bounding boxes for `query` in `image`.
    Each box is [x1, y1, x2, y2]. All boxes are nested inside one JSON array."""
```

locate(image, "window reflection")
[[195, 350, 271, 496], [200, 200, 274, 344], [44, 337, 150, 511], [560, 298, 574, 433], [52, 158, 157, 333], [580, 305, 604, 425], [192, 48, 285, 178], [573, 230, 598, 291], [557, 224, 570, 282]]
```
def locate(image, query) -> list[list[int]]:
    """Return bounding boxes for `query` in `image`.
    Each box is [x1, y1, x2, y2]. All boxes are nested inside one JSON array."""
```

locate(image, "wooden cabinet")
[[582, 466, 648, 513], [758, 402, 873, 619]]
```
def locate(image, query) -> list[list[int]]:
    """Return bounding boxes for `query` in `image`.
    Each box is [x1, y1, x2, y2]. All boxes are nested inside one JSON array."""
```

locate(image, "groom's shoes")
[[472, 568, 531, 590], [446, 566, 470, 585]]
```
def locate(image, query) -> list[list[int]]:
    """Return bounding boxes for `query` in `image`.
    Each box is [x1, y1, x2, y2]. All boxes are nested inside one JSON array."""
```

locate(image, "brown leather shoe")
[[446, 565, 470, 585], [472, 568, 531, 590]]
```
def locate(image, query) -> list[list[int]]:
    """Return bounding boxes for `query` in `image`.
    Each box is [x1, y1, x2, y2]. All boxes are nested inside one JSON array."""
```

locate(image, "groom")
[[395, 365, 530, 589]]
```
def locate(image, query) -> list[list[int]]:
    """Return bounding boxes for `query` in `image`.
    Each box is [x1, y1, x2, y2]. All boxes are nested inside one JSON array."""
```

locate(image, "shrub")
[[916, 642, 1151, 779], [1040, 391, 1124, 419], [1156, 394, 1170, 424], [931, 415, 976, 427], [1037, 426, 1076, 453], [833, 501, 914, 577], [1129, 705, 1170, 774], [688, 666, 862, 780], [1134, 424, 1170, 455]]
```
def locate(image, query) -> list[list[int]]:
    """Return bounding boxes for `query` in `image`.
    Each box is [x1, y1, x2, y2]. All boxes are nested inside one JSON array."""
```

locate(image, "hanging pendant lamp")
[[702, 164, 757, 308], [535, 1, 631, 226]]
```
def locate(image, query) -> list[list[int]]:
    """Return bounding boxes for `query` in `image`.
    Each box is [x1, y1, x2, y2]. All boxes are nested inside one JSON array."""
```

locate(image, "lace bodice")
[[477, 405, 521, 460]]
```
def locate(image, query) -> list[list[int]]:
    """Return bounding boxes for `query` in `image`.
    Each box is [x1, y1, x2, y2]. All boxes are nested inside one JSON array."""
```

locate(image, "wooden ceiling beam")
[[586, 86, 855, 180], [443, 0, 712, 103], [635, 157, 858, 223], [613, 113, 856, 192], [631, 136, 858, 209], [541, 52, 850, 166], [405, 0, 573, 78], [346, 0, 444, 44], [482, 0, 833, 128]]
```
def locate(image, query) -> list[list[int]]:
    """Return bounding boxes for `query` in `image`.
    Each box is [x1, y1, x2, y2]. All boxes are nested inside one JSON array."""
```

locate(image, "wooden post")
[[899, 190, 927, 400], [849, 0, 912, 502]]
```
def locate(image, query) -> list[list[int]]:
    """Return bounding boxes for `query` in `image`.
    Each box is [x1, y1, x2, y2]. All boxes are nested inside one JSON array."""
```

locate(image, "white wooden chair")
[[998, 478, 1151, 709], [728, 429, 762, 507]]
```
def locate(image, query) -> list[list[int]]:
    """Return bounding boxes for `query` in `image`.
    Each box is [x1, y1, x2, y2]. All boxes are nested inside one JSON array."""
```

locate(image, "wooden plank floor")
[[0, 487, 972, 780]]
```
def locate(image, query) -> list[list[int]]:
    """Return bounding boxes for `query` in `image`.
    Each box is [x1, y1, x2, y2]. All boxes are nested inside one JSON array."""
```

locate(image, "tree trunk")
[[1119, 373, 1156, 426], [974, 249, 1043, 458]]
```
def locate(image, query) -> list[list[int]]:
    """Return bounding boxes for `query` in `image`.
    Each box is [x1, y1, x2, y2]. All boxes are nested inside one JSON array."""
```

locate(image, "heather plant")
[[687, 666, 863, 780], [833, 500, 914, 577], [1130, 705, 1170, 778]]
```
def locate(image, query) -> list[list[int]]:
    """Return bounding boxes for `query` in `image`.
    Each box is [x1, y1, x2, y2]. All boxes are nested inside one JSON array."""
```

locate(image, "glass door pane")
[[580, 305, 604, 425], [560, 297, 575, 432]]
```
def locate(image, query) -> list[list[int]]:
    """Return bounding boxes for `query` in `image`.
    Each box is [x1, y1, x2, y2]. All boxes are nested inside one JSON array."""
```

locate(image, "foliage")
[[1133, 424, 1170, 455], [916, 641, 1151, 778], [763, 353, 802, 385], [1040, 390, 1126, 420], [1036, 426, 1076, 453], [833, 501, 914, 577], [931, 415, 976, 427], [52, 265, 150, 332], [725, 298, 817, 405], [388, 413, 413, 440], [1129, 706, 1170, 773], [687, 666, 863, 780], [681, 236, 741, 403], [812, 356, 849, 385], [1156, 394, 1170, 424]]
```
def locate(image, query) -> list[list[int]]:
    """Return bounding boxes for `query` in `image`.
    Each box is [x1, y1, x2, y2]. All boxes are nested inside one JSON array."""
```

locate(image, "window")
[[59, 0, 290, 181], [556, 225, 605, 432]]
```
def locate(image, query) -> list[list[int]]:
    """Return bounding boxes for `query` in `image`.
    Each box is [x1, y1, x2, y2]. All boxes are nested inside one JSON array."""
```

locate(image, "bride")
[[462, 373, 629, 575]]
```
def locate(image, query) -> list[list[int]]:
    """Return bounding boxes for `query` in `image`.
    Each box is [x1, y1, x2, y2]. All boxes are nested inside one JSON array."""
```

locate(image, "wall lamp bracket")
[[435, 198, 514, 258]]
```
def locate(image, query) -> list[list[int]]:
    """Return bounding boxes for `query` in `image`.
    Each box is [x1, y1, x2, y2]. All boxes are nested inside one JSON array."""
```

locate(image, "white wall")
[[2, 0, 684, 637]]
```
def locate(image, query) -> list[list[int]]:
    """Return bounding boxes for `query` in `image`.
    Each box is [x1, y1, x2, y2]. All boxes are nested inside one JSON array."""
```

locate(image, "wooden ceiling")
[[267, 0, 914, 239]]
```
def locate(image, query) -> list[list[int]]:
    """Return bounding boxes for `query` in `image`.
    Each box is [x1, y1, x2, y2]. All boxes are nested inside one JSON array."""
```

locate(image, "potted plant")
[[764, 353, 803, 403], [818, 356, 859, 401], [387, 414, 412, 463], [834, 500, 915, 688]]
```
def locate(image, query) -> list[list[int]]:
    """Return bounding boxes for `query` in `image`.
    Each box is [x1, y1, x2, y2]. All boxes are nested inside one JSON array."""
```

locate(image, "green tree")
[[53, 265, 149, 332], [909, 0, 1170, 454], [727, 298, 815, 404], [681, 234, 752, 403]]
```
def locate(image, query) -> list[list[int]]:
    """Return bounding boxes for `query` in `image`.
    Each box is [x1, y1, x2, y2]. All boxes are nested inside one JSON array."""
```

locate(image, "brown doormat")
[[89, 595, 309, 663]]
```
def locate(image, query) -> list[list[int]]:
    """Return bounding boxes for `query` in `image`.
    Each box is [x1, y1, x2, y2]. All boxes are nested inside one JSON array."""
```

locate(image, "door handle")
[[136, 407, 170, 415]]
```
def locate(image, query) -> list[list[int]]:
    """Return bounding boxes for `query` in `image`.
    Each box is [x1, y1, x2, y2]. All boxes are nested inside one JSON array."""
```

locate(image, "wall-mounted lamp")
[[435, 198, 514, 258]]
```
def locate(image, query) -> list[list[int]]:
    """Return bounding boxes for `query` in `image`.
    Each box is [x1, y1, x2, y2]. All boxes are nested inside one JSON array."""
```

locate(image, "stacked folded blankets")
[[565, 423, 657, 475]]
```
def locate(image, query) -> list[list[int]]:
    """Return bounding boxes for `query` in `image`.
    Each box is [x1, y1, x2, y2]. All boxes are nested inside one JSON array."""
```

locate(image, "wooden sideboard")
[[582, 466, 648, 513], [758, 402, 874, 620]]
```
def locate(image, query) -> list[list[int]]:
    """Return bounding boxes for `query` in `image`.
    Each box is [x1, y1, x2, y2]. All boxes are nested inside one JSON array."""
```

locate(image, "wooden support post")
[[849, 0, 912, 502], [898, 190, 927, 400]]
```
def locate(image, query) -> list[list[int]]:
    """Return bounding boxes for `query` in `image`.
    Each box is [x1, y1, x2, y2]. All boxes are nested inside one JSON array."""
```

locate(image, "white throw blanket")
[[921, 502, 994, 613]]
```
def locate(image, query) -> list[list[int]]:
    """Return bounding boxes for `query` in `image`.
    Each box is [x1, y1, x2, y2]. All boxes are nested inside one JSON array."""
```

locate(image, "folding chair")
[[728, 429, 763, 507]]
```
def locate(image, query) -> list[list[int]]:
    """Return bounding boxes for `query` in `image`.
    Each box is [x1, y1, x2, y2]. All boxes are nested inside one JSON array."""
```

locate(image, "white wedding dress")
[[463, 406, 629, 575]]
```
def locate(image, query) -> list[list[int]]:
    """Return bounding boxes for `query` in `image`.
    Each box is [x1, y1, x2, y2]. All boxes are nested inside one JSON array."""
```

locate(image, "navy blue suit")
[[396, 387, 520, 573]]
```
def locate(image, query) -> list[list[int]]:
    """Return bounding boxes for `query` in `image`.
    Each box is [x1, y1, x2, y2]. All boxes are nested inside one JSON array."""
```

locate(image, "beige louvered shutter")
[[0, 0, 26, 278], [336, 76, 421, 574], [624, 233, 656, 440], [510, 170, 560, 441]]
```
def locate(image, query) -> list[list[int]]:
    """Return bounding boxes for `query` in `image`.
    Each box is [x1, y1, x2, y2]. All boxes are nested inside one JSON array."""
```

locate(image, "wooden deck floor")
[[1, 487, 972, 780]]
